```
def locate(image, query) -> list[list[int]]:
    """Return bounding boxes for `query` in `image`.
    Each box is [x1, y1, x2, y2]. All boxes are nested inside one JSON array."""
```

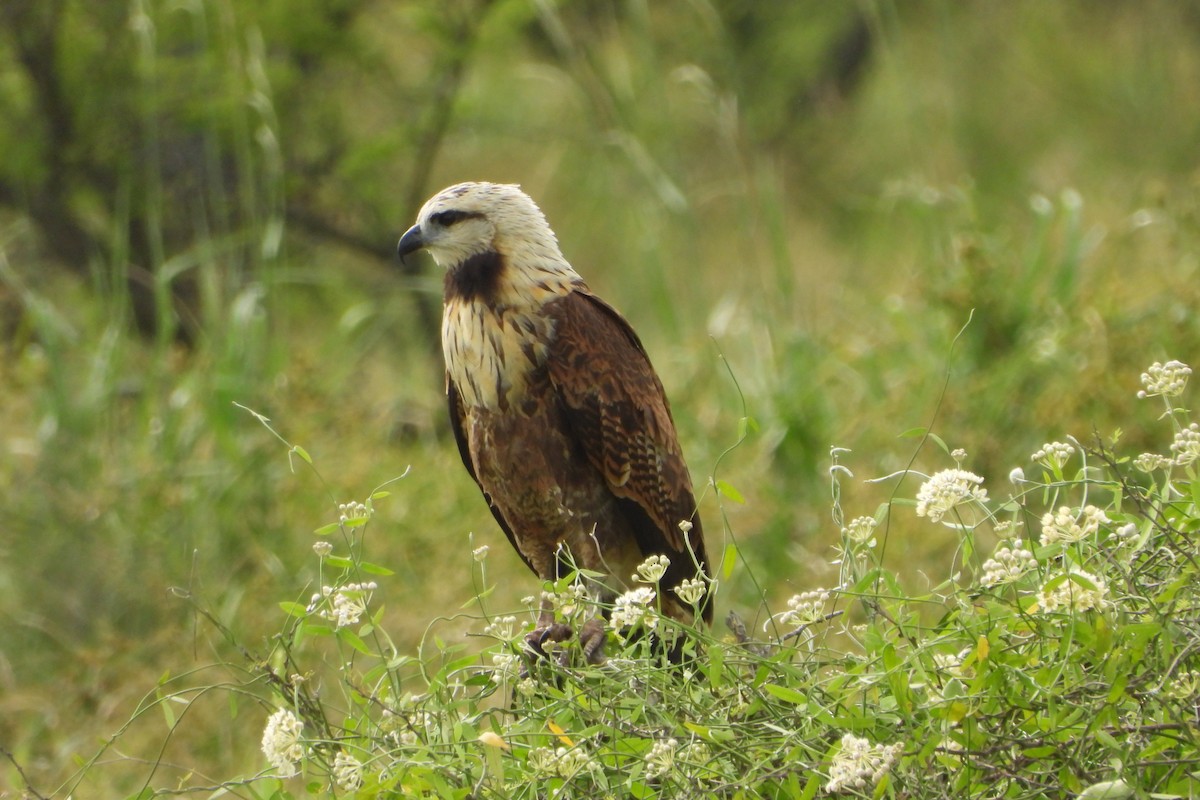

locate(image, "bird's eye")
[[430, 209, 481, 227]]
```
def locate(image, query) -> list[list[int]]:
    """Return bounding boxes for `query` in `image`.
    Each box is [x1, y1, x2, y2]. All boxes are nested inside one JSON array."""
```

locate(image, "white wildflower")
[[771, 589, 831, 630], [261, 709, 305, 777], [1039, 505, 1108, 546], [1008, 466, 1026, 485], [842, 516, 878, 545], [332, 750, 363, 792], [1031, 441, 1075, 470], [473, 545, 490, 562], [544, 582, 589, 622], [1170, 423, 1200, 466], [611, 587, 658, 631], [825, 733, 903, 793], [950, 448, 968, 465], [312, 540, 334, 558], [980, 539, 1036, 586], [527, 747, 558, 777], [490, 651, 521, 684], [308, 582, 377, 629], [1037, 568, 1109, 614], [675, 576, 708, 607], [338, 500, 371, 523], [644, 738, 679, 780], [1113, 522, 1139, 548], [992, 519, 1017, 538], [915, 469, 989, 523], [1166, 669, 1200, 699], [634, 554, 671, 584], [1137, 360, 1191, 398], [1134, 452, 1171, 472], [679, 740, 711, 767], [931, 647, 969, 681], [528, 746, 594, 779], [484, 615, 518, 640]]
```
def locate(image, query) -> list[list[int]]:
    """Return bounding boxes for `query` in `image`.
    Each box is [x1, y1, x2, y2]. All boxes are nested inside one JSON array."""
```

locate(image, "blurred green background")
[[2, 0, 1198, 793]]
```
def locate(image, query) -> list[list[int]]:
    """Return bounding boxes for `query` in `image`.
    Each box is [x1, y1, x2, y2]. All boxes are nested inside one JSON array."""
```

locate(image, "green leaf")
[[715, 479, 745, 504], [371, 490, 392, 500], [313, 522, 340, 536], [156, 689, 176, 730], [358, 561, 395, 576], [899, 427, 927, 439], [720, 544, 738, 579], [1078, 780, 1133, 799], [736, 415, 760, 439], [279, 601, 308, 618], [763, 683, 808, 706], [325, 555, 355, 570], [291, 445, 312, 465], [338, 629, 372, 655]]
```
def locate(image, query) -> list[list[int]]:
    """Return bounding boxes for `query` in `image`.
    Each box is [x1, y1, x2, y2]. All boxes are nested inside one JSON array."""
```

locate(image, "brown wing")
[[545, 289, 710, 620], [447, 377, 536, 574]]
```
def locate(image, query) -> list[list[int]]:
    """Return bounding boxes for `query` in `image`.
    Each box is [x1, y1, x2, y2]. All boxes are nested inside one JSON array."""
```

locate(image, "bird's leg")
[[577, 617, 607, 665], [523, 596, 608, 667], [524, 595, 574, 660]]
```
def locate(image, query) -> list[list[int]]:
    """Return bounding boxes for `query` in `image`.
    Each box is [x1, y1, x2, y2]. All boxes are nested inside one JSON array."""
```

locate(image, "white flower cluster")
[[1170, 423, 1200, 466], [842, 516, 878, 545], [1038, 568, 1108, 614], [338, 500, 371, 523], [1166, 669, 1200, 699], [772, 589, 832, 629], [610, 587, 658, 631], [308, 582, 377, 629], [313, 540, 334, 558], [332, 750, 363, 792], [932, 648, 971, 675], [825, 733, 903, 794], [915, 469, 989, 523], [1134, 452, 1171, 473], [1039, 505, 1109, 546], [1137, 360, 1192, 398], [490, 651, 522, 684], [634, 554, 671, 584], [473, 544, 490, 562], [527, 746, 594, 779], [484, 614, 518, 641], [1031, 441, 1075, 470], [261, 709, 305, 777], [980, 539, 1036, 587], [543, 582, 589, 623], [644, 738, 678, 779], [675, 576, 708, 607]]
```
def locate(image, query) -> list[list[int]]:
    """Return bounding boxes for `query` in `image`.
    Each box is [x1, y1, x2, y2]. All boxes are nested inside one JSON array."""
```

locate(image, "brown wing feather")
[[446, 376, 536, 574], [545, 289, 710, 618]]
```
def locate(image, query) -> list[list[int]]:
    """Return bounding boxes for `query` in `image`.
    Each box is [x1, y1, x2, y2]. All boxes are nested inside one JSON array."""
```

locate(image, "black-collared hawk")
[[397, 182, 710, 662]]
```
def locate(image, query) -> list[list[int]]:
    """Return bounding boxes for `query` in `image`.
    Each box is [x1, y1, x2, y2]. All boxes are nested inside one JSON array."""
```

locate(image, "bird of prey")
[[397, 182, 710, 663]]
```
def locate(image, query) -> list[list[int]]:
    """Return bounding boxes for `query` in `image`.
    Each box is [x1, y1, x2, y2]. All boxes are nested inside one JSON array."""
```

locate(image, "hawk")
[[397, 182, 710, 663]]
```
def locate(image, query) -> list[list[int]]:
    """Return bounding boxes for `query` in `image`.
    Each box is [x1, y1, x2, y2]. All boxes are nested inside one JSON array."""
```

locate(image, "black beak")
[[397, 224, 425, 263]]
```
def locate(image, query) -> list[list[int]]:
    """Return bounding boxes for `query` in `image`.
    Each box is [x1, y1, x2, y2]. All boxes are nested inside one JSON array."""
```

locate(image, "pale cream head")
[[398, 182, 572, 272]]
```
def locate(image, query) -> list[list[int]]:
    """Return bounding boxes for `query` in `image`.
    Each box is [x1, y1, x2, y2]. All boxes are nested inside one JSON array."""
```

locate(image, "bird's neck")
[[441, 252, 582, 410]]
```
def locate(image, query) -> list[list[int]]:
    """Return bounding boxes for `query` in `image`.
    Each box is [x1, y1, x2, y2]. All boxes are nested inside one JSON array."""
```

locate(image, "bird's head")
[[397, 182, 570, 273]]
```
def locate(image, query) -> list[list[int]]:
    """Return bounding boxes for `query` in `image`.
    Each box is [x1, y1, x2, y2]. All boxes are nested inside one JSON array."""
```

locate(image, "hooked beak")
[[397, 224, 425, 263]]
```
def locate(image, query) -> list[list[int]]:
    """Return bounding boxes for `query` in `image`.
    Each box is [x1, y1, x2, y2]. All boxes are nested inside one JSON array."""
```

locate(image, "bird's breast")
[[442, 299, 555, 410]]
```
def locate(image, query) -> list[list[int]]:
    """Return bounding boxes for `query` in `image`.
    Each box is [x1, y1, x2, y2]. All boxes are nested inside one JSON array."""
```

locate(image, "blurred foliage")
[[2, 0, 1200, 793]]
